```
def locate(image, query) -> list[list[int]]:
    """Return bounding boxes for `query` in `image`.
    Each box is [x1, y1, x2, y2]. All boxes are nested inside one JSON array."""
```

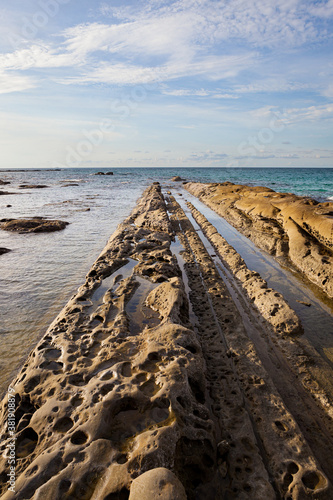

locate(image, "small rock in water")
[[0, 247, 11, 255], [296, 300, 312, 307], [0, 180, 10, 185], [171, 176, 185, 182], [19, 184, 49, 189], [0, 218, 69, 233]]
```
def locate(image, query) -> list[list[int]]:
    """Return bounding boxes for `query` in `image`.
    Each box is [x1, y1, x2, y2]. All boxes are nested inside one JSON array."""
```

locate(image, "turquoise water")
[[0, 167, 332, 395]]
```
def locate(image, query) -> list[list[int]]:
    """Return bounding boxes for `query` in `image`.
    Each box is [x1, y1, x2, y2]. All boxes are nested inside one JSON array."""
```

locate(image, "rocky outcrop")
[[186, 202, 302, 335], [184, 182, 333, 297], [0, 218, 69, 233], [0, 184, 332, 500]]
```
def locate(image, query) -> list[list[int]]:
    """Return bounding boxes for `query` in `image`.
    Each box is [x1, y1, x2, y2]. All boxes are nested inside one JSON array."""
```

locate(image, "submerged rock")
[[19, 184, 49, 189], [0, 217, 69, 233]]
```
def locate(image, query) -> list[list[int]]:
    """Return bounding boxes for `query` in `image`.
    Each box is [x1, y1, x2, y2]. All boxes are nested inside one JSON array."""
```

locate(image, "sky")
[[0, 0, 333, 169]]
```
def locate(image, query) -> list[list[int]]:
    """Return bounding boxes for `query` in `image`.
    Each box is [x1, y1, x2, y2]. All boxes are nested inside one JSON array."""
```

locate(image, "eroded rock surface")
[[0, 184, 332, 500], [0, 218, 69, 233], [184, 182, 333, 297]]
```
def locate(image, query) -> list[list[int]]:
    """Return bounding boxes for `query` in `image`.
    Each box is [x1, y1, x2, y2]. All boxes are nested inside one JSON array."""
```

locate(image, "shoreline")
[[0, 182, 332, 499]]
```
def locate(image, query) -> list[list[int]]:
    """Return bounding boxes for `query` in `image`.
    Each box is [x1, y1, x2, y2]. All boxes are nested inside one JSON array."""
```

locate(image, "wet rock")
[[129, 468, 187, 500], [61, 183, 79, 187], [0, 218, 69, 233], [171, 176, 185, 182], [186, 201, 302, 336], [0, 180, 10, 185], [185, 182, 333, 298], [0, 191, 15, 195], [105, 171, 114, 175]]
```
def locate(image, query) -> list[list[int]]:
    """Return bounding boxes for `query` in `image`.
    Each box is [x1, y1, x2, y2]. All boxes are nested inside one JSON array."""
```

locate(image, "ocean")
[[0, 167, 332, 395]]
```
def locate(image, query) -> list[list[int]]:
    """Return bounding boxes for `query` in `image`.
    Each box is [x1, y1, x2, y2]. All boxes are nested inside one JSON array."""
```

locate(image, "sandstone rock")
[[129, 468, 187, 500], [0, 218, 69, 233], [185, 182, 333, 298]]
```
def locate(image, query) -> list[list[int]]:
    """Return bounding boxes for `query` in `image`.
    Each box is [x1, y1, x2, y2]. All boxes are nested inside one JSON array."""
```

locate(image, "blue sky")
[[0, 0, 333, 168]]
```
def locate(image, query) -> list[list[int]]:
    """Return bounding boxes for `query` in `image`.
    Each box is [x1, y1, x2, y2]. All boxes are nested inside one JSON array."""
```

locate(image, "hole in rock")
[[302, 471, 322, 490], [71, 430, 88, 445], [104, 488, 130, 500], [288, 462, 299, 475], [188, 377, 205, 404], [59, 479, 71, 494], [24, 376, 40, 393], [275, 420, 288, 432], [54, 416, 74, 433], [283, 473, 294, 490], [184, 344, 197, 354], [16, 428, 38, 458], [115, 454, 127, 464]]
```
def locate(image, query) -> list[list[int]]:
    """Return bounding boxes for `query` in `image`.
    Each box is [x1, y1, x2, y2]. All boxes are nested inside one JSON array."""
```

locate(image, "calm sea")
[[0, 167, 332, 395]]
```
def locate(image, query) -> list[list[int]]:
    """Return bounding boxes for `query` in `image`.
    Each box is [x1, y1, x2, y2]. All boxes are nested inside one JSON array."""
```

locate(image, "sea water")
[[0, 167, 332, 395]]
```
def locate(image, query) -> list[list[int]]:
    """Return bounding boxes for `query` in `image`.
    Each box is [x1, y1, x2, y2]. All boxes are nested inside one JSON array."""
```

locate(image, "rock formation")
[[184, 182, 333, 298], [0, 218, 69, 233], [0, 184, 332, 499]]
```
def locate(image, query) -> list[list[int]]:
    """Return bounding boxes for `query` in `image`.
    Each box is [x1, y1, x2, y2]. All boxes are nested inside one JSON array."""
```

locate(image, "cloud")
[[0, 70, 36, 93]]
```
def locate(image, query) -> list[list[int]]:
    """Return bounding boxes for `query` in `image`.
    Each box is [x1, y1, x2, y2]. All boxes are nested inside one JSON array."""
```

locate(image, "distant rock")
[[19, 184, 49, 189], [105, 171, 113, 175], [0, 247, 11, 255], [0, 180, 10, 185], [94, 171, 113, 176], [171, 176, 185, 182], [6, 204, 12, 207], [0, 217, 69, 233], [61, 183, 79, 187]]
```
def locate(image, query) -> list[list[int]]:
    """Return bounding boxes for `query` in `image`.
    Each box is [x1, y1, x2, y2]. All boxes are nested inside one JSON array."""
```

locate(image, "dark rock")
[[0, 247, 11, 255], [0, 218, 69, 233], [0, 180, 10, 185], [61, 183, 79, 187], [171, 176, 185, 182], [6, 205, 12, 207], [105, 172, 113, 175], [19, 185, 49, 189], [94, 172, 105, 176]]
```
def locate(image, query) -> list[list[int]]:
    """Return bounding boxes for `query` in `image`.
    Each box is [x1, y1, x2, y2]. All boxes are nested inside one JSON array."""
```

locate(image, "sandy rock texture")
[[0, 184, 332, 500], [0, 185, 217, 499], [0, 218, 69, 233], [184, 182, 333, 298]]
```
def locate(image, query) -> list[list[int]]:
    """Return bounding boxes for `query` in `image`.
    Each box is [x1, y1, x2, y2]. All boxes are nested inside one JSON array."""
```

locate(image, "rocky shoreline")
[[0, 183, 332, 499], [184, 182, 333, 298]]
